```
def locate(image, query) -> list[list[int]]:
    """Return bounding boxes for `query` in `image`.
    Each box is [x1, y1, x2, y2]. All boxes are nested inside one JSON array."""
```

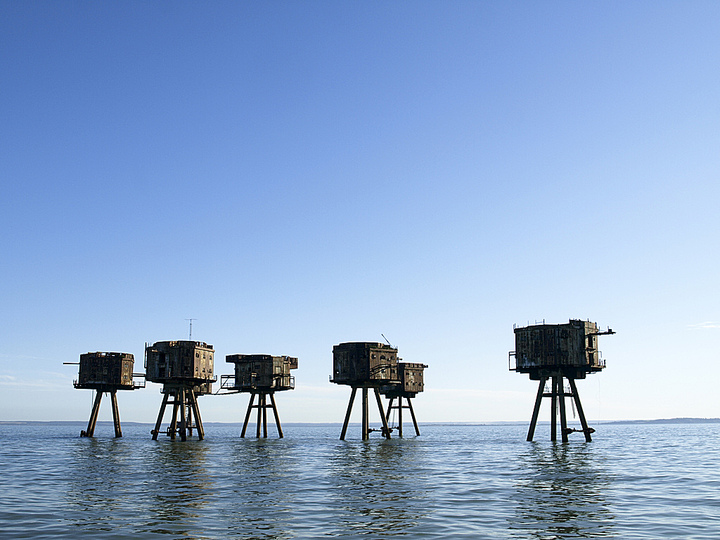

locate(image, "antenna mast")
[[186, 318, 196, 340]]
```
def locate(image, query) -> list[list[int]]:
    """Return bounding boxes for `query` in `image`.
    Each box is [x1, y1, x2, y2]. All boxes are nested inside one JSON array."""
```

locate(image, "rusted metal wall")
[[331, 342, 399, 386], [76, 352, 134, 389], [399, 362, 427, 394], [145, 340, 215, 384], [226, 354, 297, 391], [513, 320, 604, 376]]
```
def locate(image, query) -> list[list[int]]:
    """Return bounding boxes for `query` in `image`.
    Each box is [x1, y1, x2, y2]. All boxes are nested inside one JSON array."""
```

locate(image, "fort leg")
[[178, 388, 188, 442], [374, 387, 391, 440], [340, 387, 357, 441], [385, 397, 394, 424], [550, 376, 558, 442], [189, 390, 204, 440], [262, 393, 269, 438], [527, 377, 546, 442], [83, 390, 103, 437], [568, 378, 592, 442], [397, 396, 404, 438], [558, 377, 569, 443], [152, 392, 170, 440], [269, 392, 284, 438], [186, 404, 193, 437], [241, 393, 255, 438], [169, 390, 180, 440], [362, 388, 369, 440], [256, 391, 263, 438], [110, 390, 122, 438], [407, 397, 421, 436]]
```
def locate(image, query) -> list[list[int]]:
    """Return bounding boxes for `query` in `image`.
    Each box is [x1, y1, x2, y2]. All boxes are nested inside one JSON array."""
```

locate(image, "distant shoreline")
[[2, 418, 719, 426]]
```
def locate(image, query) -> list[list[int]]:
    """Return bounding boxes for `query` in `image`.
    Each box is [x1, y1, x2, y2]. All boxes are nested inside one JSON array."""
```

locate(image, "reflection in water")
[[140, 441, 212, 536], [222, 439, 297, 540], [66, 437, 133, 534], [326, 439, 429, 537], [510, 443, 616, 539]]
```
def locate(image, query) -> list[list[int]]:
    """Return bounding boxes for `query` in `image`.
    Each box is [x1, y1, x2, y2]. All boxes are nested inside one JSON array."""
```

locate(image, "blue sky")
[[1, 2, 719, 426]]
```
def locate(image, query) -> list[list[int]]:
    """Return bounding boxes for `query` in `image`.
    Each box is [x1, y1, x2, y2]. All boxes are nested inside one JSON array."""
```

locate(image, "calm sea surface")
[[0, 422, 718, 539]]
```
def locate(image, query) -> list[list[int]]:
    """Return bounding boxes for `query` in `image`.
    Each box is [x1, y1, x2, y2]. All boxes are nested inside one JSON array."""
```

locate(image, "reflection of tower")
[[145, 340, 216, 441], [380, 362, 428, 437], [331, 342, 397, 440], [222, 354, 298, 438], [510, 320, 614, 442], [70, 352, 145, 438]]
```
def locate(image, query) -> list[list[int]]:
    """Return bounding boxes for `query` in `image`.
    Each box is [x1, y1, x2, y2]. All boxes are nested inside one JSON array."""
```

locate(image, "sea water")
[[0, 422, 718, 539]]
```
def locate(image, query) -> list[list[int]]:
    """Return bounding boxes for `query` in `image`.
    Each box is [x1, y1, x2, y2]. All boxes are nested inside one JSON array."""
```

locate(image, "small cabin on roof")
[[381, 362, 427, 398], [75, 352, 135, 390], [331, 342, 399, 386], [512, 319, 606, 380], [225, 354, 298, 391], [145, 340, 215, 385]]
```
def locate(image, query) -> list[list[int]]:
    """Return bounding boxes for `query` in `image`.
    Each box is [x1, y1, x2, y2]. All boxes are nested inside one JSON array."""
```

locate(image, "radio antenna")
[[381, 333, 393, 347], [185, 318, 196, 340]]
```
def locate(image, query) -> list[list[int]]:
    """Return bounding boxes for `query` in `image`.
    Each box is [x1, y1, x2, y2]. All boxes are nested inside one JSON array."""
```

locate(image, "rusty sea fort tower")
[[331, 341, 427, 440], [145, 340, 216, 441], [510, 319, 614, 442], [221, 353, 298, 438], [68, 352, 145, 438]]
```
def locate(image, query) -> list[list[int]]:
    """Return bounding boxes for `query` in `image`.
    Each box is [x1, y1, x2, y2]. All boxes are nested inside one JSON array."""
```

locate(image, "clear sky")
[[1, 1, 719, 426]]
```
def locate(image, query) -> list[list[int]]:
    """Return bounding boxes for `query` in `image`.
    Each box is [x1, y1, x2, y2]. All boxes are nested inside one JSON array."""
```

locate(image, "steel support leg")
[[152, 392, 170, 440], [396, 396, 404, 438], [407, 397, 421, 436], [340, 387, 357, 441], [241, 393, 255, 438], [558, 377, 569, 443], [262, 393, 268, 438], [269, 393, 283, 438], [527, 377, 546, 442], [374, 387, 391, 439], [568, 378, 592, 442], [362, 388, 369, 440], [110, 390, 122, 438], [550, 376, 559, 441], [256, 391, 263, 438], [179, 388, 187, 442], [188, 390, 204, 440], [82, 390, 103, 437]]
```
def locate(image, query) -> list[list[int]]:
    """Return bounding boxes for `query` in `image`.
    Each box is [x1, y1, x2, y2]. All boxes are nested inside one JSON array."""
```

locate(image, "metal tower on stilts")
[[222, 354, 298, 438], [381, 362, 428, 437], [331, 342, 399, 441], [145, 341, 216, 441], [510, 320, 614, 442], [67, 352, 145, 438]]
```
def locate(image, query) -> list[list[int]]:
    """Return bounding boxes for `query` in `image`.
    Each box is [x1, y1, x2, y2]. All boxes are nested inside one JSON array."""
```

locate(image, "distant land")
[[1, 418, 719, 426]]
